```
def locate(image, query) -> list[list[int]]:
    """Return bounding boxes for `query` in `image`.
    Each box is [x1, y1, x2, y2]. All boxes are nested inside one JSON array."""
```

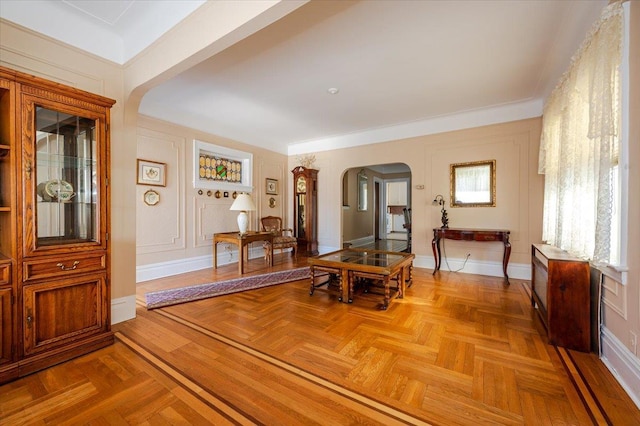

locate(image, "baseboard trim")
[[600, 326, 640, 409], [136, 247, 266, 283], [111, 295, 136, 325], [413, 254, 531, 281], [137, 255, 212, 283]]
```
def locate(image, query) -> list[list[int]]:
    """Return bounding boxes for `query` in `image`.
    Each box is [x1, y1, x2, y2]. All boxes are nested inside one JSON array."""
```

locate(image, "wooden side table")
[[214, 231, 273, 274], [432, 228, 511, 282]]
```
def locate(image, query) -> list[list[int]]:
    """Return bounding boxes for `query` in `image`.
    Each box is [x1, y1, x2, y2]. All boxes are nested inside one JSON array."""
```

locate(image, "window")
[[538, 2, 626, 277]]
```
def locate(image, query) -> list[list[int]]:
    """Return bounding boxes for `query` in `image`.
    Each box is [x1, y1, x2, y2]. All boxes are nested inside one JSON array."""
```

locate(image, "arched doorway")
[[341, 163, 411, 252]]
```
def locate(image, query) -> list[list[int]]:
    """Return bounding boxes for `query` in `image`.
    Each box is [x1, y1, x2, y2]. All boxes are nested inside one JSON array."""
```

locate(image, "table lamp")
[[230, 192, 256, 234], [432, 194, 449, 228]]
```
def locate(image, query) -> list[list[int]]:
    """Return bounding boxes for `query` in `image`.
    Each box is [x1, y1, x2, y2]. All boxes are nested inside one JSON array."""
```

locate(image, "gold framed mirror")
[[450, 160, 496, 207]]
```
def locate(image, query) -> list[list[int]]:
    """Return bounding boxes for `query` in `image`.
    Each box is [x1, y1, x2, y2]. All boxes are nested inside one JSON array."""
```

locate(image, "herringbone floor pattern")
[[2, 254, 639, 424]]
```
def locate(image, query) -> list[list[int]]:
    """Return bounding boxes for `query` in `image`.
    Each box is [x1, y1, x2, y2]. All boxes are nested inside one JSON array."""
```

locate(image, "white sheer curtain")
[[538, 2, 623, 263], [455, 164, 490, 203]]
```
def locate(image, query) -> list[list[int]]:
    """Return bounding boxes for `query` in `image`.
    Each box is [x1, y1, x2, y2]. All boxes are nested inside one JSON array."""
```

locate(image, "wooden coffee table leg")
[[381, 275, 390, 310], [309, 266, 315, 295], [341, 269, 350, 303], [398, 268, 405, 299]]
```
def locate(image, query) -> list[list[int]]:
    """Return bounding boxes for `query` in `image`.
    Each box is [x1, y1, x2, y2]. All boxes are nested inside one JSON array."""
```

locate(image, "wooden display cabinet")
[[0, 71, 17, 380], [292, 166, 318, 256], [531, 244, 591, 352], [0, 66, 115, 384], [0, 282, 12, 367]]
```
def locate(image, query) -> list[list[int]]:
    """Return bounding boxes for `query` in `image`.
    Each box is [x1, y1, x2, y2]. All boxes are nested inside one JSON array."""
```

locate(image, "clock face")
[[296, 176, 306, 193]]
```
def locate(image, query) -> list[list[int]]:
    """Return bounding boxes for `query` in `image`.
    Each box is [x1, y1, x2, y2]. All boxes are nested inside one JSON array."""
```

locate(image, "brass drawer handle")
[[56, 260, 80, 271]]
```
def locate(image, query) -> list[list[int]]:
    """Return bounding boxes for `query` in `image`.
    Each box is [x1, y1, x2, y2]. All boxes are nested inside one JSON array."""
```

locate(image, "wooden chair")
[[403, 207, 412, 252], [260, 216, 297, 263]]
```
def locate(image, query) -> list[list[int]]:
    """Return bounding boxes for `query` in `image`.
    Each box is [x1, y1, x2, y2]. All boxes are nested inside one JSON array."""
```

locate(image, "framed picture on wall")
[[266, 178, 278, 195], [137, 159, 166, 186]]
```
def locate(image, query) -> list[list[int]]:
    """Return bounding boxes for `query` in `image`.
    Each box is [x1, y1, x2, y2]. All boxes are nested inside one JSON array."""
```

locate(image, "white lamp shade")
[[230, 193, 256, 212]]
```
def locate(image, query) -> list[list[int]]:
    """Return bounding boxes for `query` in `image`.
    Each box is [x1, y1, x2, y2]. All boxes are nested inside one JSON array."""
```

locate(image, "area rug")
[[145, 267, 311, 309]]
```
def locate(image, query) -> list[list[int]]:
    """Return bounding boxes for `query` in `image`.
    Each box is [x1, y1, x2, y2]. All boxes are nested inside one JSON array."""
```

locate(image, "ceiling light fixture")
[[327, 87, 339, 95]]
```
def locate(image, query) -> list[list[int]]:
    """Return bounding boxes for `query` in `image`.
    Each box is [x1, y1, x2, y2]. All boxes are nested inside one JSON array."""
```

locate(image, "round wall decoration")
[[143, 189, 160, 206]]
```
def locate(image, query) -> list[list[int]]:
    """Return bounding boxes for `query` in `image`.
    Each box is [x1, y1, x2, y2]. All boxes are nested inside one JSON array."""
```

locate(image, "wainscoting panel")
[[429, 128, 539, 267], [603, 275, 628, 320], [136, 130, 186, 254], [194, 198, 239, 247], [258, 160, 285, 221]]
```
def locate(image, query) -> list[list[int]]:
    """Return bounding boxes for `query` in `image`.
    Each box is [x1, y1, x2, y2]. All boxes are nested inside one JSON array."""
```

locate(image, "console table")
[[432, 228, 511, 282], [214, 231, 273, 274]]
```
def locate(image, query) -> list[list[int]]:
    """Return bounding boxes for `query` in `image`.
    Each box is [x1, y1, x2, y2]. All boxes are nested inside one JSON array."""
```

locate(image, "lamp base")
[[441, 208, 449, 228], [237, 211, 249, 234]]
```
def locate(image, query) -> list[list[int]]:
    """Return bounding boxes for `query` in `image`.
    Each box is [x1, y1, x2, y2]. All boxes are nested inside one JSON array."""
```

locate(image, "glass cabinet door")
[[295, 176, 306, 239], [23, 97, 106, 253], [35, 106, 98, 245]]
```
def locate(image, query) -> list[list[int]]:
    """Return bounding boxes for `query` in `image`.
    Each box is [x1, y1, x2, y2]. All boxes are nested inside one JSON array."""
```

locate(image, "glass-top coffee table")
[[308, 248, 414, 310]]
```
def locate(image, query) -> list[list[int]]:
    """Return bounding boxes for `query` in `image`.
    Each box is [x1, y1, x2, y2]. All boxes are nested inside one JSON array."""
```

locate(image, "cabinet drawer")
[[23, 253, 106, 282], [0, 262, 10, 285]]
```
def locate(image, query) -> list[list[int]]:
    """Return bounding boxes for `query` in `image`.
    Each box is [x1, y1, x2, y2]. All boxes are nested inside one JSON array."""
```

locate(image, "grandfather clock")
[[292, 166, 319, 256]]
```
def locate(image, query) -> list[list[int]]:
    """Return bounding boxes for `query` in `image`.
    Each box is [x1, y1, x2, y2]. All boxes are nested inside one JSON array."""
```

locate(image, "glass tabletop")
[[317, 250, 406, 267]]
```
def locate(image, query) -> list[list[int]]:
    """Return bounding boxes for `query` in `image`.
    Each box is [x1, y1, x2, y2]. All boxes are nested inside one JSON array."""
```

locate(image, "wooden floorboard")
[[2, 252, 639, 424]]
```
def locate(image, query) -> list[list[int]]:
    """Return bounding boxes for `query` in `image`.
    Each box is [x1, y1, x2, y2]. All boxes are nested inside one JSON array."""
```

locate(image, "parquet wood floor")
[[2, 253, 639, 424]]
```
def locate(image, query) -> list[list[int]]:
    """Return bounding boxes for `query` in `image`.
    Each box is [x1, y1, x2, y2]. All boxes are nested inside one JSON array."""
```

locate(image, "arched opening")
[[341, 163, 411, 252]]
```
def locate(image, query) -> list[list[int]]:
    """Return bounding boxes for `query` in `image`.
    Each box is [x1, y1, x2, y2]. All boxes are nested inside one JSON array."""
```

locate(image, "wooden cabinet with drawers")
[[0, 287, 12, 362], [531, 244, 591, 352], [0, 66, 115, 384]]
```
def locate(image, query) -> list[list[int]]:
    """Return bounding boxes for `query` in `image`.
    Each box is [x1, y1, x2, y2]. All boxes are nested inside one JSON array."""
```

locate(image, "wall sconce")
[[432, 194, 449, 228]]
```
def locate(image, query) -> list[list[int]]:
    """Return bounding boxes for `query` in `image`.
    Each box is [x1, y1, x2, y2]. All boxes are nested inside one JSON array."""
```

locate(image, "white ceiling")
[[0, 0, 206, 63], [0, 0, 607, 155]]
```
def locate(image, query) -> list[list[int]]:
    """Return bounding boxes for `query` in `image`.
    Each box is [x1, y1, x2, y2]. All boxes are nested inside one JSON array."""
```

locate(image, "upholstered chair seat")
[[261, 216, 297, 263]]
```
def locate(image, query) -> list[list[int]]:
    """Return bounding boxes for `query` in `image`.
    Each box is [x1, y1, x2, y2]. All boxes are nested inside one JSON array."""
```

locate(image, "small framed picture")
[[266, 178, 278, 195], [143, 189, 160, 206], [137, 159, 166, 186]]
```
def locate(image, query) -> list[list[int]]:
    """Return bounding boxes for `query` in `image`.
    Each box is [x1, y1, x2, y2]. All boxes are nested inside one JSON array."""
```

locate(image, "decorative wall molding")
[[194, 199, 237, 247], [601, 326, 640, 409], [136, 130, 186, 254], [603, 276, 628, 319], [258, 160, 285, 220], [427, 128, 536, 268]]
